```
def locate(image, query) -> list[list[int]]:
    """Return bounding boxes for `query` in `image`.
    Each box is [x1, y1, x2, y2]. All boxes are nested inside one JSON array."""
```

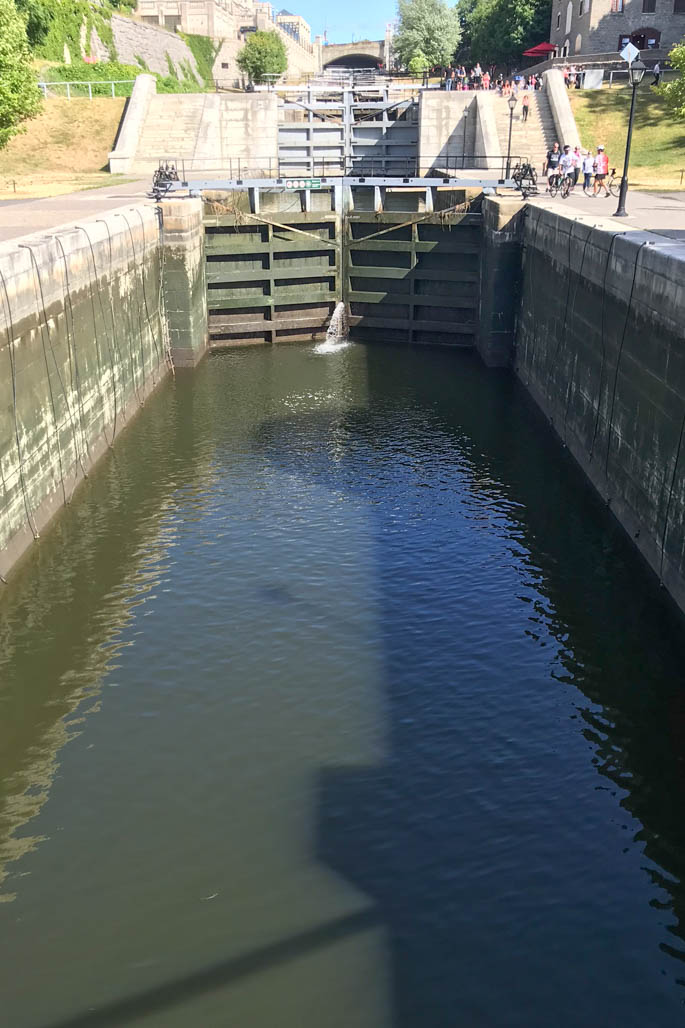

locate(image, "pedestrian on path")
[[582, 150, 595, 192], [592, 145, 610, 197], [521, 92, 530, 121], [572, 145, 582, 184], [653, 61, 661, 86]]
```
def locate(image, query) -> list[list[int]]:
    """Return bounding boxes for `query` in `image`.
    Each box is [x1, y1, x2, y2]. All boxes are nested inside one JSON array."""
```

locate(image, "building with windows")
[[549, 0, 684, 57]]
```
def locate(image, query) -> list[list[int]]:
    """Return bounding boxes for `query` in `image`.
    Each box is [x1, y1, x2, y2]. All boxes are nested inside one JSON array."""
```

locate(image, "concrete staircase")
[[493, 90, 557, 174], [134, 95, 206, 170], [129, 92, 279, 176]]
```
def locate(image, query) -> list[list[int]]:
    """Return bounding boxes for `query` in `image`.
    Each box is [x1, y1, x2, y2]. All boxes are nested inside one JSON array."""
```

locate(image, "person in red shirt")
[[593, 145, 610, 197]]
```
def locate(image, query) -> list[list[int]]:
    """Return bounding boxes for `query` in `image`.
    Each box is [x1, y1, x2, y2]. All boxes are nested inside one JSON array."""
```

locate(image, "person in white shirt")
[[582, 150, 595, 192], [559, 145, 575, 181]]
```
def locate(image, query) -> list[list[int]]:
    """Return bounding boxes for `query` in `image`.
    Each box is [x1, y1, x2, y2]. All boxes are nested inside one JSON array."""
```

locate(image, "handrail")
[[38, 79, 137, 100]]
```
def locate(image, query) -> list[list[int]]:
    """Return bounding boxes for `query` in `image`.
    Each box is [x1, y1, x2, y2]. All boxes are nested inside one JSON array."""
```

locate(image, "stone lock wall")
[[514, 204, 685, 612], [0, 199, 207, 580]]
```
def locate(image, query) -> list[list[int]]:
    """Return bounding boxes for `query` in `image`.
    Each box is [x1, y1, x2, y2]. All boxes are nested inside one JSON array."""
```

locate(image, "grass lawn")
[[0, 98, 127, 199], [569, 86, 685, 190]]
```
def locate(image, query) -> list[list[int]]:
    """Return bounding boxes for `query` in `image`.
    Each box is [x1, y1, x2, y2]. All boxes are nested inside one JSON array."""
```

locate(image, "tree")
[[454, 0, 478, 63], [659, 43, 685, 119], [237, 30, 287, 84], [408, 50, 430, 76], [394, 0, 461, 69], [466, 0, 552, 67], [14, 0, 52, 47], [0, 0, 42, 149]]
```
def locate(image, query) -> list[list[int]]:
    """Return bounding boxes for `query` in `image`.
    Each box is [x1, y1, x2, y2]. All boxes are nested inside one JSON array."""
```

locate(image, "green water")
[[1, 343, 685, 1027]]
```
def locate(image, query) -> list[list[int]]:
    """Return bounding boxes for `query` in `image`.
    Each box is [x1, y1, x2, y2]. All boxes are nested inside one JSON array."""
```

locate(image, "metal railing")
[[145, 154, 517, 183], [38, 79, 137, 100]]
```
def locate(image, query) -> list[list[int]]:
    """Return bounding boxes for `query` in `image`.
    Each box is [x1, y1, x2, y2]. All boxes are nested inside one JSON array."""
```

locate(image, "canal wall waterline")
[[513, 201, 685, 613], [0, 198, 206, 580]]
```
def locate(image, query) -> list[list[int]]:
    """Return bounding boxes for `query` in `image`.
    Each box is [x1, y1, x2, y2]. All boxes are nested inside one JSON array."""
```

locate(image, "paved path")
[[0, 179, 151, 243], [529, 185, 685, 240]]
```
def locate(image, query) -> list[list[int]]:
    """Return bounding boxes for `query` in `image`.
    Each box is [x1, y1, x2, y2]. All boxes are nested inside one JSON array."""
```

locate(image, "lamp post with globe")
[[614, 58, 647, 217]]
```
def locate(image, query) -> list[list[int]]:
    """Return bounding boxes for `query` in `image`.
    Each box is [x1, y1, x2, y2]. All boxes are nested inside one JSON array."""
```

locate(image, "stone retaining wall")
[[515, 202, 685, 612]]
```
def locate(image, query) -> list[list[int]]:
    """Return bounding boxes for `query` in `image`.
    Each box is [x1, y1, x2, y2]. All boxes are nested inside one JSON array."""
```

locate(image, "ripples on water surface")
[[1, 343, 685, 1027]]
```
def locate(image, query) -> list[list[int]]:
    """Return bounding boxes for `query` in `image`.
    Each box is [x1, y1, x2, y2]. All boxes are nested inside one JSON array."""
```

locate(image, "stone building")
[[549, 0, 685, 57], [135, 0, 321, 81]]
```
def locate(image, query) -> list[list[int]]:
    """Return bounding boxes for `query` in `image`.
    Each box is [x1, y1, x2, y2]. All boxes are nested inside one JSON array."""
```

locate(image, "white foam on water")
[[314, 338, 352, 354]]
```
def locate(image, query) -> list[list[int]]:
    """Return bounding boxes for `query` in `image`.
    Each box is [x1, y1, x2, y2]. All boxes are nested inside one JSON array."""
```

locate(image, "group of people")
[[543, 142, 611, 196], [443, 65, 542, 93]]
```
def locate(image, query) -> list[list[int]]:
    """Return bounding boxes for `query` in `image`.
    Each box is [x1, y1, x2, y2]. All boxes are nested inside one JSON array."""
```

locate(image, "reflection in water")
[[0, 344, 684, 1027]]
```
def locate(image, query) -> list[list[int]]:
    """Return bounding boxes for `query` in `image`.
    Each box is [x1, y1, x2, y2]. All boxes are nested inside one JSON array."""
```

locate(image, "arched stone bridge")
[[322, 40, 388, 68]]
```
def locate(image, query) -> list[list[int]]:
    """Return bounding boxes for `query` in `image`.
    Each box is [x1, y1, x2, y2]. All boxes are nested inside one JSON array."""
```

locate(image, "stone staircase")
[[129, 92, 279, 176], [493, 90, 557, 174], [134, 95, 206, 171]]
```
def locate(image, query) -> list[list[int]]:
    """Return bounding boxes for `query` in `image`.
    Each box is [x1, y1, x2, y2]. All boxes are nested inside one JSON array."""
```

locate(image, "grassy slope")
[[569, 86, 685, 190], [0, 98, 127, 198]]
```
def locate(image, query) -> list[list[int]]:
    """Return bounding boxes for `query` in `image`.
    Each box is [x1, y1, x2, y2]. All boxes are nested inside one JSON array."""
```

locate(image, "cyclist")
[[593, 144, 610, 197], [559, 145, 576, 193], [543, 142, 562, 190]]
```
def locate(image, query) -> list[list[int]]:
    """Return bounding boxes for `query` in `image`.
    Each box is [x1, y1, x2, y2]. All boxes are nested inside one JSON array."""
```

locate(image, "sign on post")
[[620, 42, 640, 64], [284, 178, 323, 190]]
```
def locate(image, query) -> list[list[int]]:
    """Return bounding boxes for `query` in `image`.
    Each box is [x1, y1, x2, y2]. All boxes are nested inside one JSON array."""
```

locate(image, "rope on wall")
[[603, 240, 649, 479], [589, 232, 623, 463], [659, 396, 685, 585], [521, 207, 544, 388], [114, 211, 155, 401], [562, 224, 594, 444], [22, 238, 89, 485], [154, 205, 175, 374], [544, 221, 576, 419], [17, 243, 68, 507], [132, 206, 166, 375], [96, 217, 132, 428], [54, 234, 91, 473], [73, 228, 114, 448], [77, 225, 124, 437], [116, 210, 164, 382], [0, 266, 40, 540]]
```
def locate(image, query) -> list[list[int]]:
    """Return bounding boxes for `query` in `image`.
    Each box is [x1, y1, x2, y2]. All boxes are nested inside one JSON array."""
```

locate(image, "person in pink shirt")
[[592, 145, 610, 197]]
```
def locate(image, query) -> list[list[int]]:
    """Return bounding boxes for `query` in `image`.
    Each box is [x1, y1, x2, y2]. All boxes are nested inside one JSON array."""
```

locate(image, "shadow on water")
[[42, 909, 379, 1028], [250, 346, 685, 1026], [6, 343, 685, 1026]]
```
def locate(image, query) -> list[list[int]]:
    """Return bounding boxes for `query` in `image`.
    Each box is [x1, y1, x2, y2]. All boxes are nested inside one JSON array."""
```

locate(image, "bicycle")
[[547, 170, 562, 197], [607, 167, 622, 198], [151, 161, 179, 197], [560, 172, 575, 199], [512, 159, 538, 196]]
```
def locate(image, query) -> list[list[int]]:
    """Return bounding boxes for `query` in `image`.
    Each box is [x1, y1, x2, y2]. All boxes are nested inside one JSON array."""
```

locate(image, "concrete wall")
[[515, 203, 685, 613], [0, 198, 208, 579], [543, 68, 581, 150], [0, 206, 168, 578], [112, 14, 202, 82], [418, 92, 476, 175], [128, 90, 279, 173]]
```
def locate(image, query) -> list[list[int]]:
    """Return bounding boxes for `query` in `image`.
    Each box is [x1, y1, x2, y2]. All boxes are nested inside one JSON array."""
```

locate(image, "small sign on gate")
[[284, 178, 323, 190]]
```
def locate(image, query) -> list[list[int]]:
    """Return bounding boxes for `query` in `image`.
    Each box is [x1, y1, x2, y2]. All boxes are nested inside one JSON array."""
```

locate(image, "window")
[[557, 11, 561, 26], [643, 0, 655, 10], [575, 32, 582, 50], [579, 0, 584, 13], [610, 0, 624, 10], [566, 0, 573, 31], [675, 0, 685, 12]]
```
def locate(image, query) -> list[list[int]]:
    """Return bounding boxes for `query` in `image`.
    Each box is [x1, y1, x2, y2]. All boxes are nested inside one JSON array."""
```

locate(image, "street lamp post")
[[506, 95, 517, 179], [614, 58, 646, 217]]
